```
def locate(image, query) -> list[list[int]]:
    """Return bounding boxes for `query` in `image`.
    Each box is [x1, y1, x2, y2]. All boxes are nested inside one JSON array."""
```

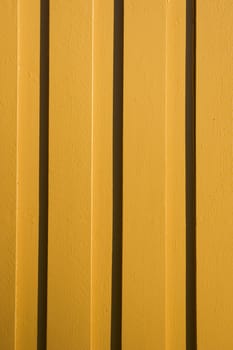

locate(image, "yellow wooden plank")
[[122, 1, 166, 348], [92, 0, 114, 349], [0, 1, 17, 348], [47, 1, 94, 349], [165, 0, 186, 349], [196, 1, 233, 349], [15, 0, 40, 348]]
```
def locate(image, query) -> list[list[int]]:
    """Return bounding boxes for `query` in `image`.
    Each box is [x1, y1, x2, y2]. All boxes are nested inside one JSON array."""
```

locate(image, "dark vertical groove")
[[186, 0, 197, 349], [111, 0, 124, 349], [37, 0, 49, 349]]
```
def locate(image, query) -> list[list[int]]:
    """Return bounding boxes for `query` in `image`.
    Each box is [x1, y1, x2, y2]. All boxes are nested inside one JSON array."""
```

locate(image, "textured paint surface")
[[1, 1, 233, 349], [92, 0, 114, 349], [122, 1, 166, 349], [0, 1, 17, 348], [166, 1, 186, 349], [196, 1, 233, 349], [16, 0, 40, 348], [47, 1, 93, 349]]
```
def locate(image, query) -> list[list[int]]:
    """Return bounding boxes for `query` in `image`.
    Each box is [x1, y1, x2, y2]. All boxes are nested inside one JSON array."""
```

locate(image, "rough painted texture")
[[166, 1, 186, 349], [0, 1, 17, 348], [122, 1, 166, 349], [16, 0, 40, 348], [47, 1, 93, 349], [92, 0, 114, 349], [197, 1, 233, 349]]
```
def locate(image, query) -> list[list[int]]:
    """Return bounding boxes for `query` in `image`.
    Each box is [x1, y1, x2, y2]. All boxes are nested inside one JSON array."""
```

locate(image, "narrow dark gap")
[[186, 0, 197, 349], [111, 0, 124, 349], [37, 0, 49, 349]]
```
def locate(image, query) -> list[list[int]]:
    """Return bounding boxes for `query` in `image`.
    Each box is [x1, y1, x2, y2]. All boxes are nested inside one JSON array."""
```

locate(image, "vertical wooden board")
[[92, 0, 114, 349], [196, 1, 233, 349], [16, 0, 40, 348], [0, 1, 17, 348], [122, 1, 166, 349], [47, 1, 94, 349], [166, 1, 186, 349]]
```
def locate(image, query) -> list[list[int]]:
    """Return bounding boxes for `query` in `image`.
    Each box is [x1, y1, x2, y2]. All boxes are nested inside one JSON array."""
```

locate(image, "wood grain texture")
[[92, 0, 114, 349], [165, 1, 186, 349], [1, 2, 233, 348], [16, 0, 40, 348], [47, 1, 94, 349], [196, 1, 233, 349], [0, 1, 17, 348], [122, 1, 166, 349]]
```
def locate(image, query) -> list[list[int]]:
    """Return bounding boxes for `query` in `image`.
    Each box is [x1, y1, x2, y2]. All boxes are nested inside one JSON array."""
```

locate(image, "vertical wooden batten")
[[0, 1, 18, 348], [196, 1, 233, 348], [122, 1, 166, 349], [16, 0, 40, 348], [165, 0, 186, 349], [92, 0, 114, 349], [47, 1, 94, 348]]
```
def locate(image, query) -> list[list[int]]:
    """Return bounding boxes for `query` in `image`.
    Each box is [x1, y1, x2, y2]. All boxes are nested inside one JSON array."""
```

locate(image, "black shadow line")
[[37, 0, 49, 349], [186, 0, 197, 349], [111, 0, 124, 349]]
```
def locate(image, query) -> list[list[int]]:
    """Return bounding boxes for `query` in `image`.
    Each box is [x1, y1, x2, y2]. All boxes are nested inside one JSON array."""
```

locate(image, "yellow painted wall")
[[0, 2, 17, 349], [0, 1, 232, 349], [166, 1, 186, 349], [122, 1, 166, 348], [16, 0, 40, 348], [92, 0, 114, 348], [47, 1, 93, 348], [196, 1, 233, 349]]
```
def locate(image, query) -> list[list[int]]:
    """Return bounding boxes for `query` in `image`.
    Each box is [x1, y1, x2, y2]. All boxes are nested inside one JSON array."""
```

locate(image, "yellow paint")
[[1, 1, 233, 349], [47, 1, 94, 349], [92, 0, 114, 349], [48, 1, 114, 348], [0, 1, 17, 348], [16, 0, 40, 348], [196, 1, 233, 349], [166, 0, 186, 349], [0, 1, 40, 348], [122, 1, 166, 349]]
